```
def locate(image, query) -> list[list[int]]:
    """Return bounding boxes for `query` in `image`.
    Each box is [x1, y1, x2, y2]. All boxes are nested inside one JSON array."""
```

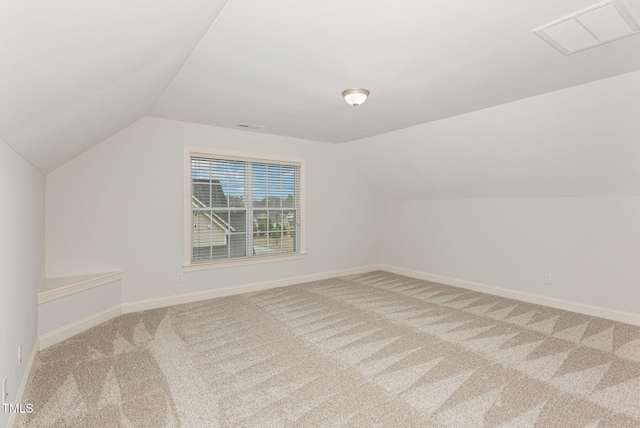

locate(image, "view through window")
[[190, 155, 301, 263]]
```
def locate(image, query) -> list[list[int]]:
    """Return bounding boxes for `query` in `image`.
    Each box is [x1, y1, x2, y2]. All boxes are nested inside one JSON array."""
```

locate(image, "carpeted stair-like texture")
[[17, 271, 640, 427]]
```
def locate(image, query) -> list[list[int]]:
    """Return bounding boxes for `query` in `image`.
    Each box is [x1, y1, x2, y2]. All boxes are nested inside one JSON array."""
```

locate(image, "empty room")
[[2, 0, 640, 427]]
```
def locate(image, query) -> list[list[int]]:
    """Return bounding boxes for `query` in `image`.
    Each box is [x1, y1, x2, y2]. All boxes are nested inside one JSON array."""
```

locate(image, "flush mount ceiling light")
[[342, 88, 370, 106]]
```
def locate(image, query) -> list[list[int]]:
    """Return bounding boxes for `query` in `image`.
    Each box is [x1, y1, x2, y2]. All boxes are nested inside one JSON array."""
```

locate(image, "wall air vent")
[[534, 0, 640, 55]]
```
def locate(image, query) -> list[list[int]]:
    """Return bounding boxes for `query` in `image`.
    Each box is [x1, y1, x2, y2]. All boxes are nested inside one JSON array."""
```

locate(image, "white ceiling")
[[2, 0, 640, 172], [342, 69, 640, 199], [0, 0, 229, 172]]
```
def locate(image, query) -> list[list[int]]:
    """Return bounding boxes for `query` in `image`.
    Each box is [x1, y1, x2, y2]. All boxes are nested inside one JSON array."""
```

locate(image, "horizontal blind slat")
[[190, 155, 301, 263]]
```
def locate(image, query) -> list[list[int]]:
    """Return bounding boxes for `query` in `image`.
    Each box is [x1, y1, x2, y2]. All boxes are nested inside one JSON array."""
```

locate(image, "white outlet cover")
[[3, 376, 7, 403], [18, 343, 22, 365]]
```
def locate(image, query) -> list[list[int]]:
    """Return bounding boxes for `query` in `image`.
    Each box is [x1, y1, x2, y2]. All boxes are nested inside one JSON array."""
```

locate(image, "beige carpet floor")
[[17, 271, 640, 427]]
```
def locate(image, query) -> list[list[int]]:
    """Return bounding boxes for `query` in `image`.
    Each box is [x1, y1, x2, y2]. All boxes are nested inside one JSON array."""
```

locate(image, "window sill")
[[183, 252, 307, 272]]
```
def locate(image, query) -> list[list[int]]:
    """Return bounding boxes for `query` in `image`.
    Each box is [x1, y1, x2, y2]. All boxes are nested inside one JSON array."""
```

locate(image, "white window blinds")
[[190, 155, 301, 263]]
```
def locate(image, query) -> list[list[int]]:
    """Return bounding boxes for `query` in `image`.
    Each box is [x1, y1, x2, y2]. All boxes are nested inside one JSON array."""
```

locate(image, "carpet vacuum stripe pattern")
[[17, 271, 640, 427]]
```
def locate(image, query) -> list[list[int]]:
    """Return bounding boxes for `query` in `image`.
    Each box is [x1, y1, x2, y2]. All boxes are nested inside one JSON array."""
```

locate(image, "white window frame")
[[183, 146, 306, 271]]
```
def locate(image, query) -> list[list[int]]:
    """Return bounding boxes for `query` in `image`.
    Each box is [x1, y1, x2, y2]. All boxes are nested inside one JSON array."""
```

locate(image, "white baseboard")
[[381, 264, 640, 327], [39, 264, 380, 348], [36, 263, 640, 350], [39, 306, 122, 349], [8, 338, 39, 428], [122, 264, 380, 314]]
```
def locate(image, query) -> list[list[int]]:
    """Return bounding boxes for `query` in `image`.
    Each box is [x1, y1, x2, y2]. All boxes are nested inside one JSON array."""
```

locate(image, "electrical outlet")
[[177, 273, 184, 283], [3, 376, 7, 404], [545, 274, 552, 284], [18, 343, 22, 365]]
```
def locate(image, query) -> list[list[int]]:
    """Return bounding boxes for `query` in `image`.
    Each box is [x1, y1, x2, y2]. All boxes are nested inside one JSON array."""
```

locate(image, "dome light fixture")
[[342, 88, 370, 106]]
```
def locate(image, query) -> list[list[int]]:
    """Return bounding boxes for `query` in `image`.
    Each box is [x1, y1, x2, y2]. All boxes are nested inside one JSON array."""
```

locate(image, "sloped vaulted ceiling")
[[151, 0, 640, 144], [0, 0, 229, 172], [2, 0, 640, 173]]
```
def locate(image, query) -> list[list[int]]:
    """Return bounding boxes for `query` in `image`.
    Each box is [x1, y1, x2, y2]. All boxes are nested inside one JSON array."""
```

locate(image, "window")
[[184, 147, 304, 268]]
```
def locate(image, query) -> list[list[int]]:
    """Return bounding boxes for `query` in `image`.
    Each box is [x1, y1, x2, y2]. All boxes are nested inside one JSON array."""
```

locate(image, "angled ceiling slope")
[[0, 0, 229, 172], [152, 0, 640, 144], [3, 0, 640, 173]]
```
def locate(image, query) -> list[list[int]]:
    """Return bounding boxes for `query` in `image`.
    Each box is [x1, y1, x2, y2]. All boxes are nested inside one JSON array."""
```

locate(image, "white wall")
[[0, 138, 44, 427], [381, 197, 640, 314], [38, 279, 121, 337], [45, 70, 640, 326], [46, 117, 379, 303], [341, 70, 640, 317]]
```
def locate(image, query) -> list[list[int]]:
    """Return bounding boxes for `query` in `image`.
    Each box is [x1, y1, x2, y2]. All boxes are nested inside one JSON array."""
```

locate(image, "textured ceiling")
[[1, 0, 640, 172]]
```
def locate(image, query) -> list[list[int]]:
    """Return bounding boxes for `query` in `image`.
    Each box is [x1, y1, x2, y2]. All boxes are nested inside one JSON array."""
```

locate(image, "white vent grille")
[[534, 0, 640, 55], [237, 124, 263, 130]]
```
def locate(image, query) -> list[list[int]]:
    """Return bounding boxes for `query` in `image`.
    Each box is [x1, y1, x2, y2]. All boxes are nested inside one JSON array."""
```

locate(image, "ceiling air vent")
[[237, 124, 262, 130], [534, 0, 640, 55]]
